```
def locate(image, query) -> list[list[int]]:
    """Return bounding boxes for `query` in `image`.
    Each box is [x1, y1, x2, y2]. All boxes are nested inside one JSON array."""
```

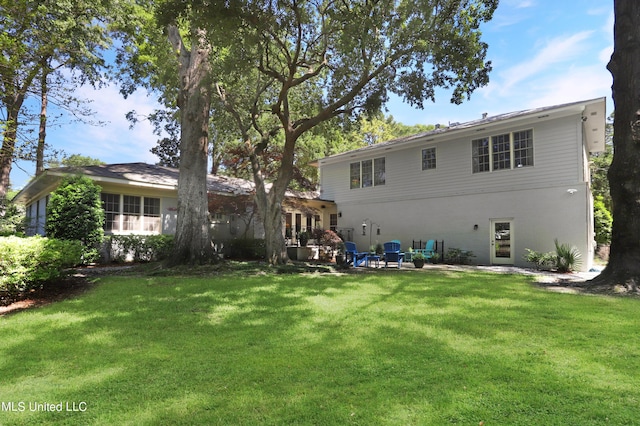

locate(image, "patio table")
[[365, 254, 381, 268]]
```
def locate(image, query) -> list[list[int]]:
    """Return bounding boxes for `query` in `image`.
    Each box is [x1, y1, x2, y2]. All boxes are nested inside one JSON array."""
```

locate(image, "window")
[[350, 162, 360, 189], [472, 129, 533, 173], [374, 157, 386, 185], [329, 214, 338, 232], [472, 138, 490, 173], [350, 157, 385, 188], [123, 195, 141, 231], [513, 129, 534, 167], [101, 193, 161, 233], [143, 197, 161, 232], [101, 193, 120, 232], [422, 147, 436, 170], [492, 134, 511, 170], [361, 159, 373, 187]]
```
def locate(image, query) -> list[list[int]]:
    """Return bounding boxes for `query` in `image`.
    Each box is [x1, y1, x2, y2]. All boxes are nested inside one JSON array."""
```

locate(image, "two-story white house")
[[317, 98, 606, 271]]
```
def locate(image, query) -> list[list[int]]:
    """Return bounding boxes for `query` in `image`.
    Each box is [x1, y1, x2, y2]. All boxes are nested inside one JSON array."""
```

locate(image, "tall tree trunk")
[[252, 131, 298, 264], [167, 25, 214, 265], [0, 106, 21, 198], [591, 0, 640, 292], [37, 67, 49, 176], [255, 189, 288, 264]]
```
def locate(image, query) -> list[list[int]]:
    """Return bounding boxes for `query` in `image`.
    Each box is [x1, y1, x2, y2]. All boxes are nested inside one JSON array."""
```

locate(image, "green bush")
[[445, 248, 475, 264], [105, 235, 174, 263], [524, 248, 555, 270], [45, 175, 104, 263], [525, 241, 582, 273], [0, 195, 25, 236], [0, 236, 83, 298], [593, 198, 612, 245]]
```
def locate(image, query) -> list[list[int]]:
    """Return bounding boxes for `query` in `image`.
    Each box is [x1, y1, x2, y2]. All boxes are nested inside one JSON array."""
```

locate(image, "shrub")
[[593, 198, 612, 245], [445, 248, 475, 264], [319, 229, 342, 249], [0, 195, 25, 236], [524, 248, 556, 270], [554, 239, 582, 273], [105, 235, 174, 263], [45, 175, 104, 263], [0, 236, 83, 299]]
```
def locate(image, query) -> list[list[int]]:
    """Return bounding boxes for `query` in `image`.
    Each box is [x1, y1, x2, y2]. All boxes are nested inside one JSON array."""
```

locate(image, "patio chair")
[[416, 239, 436, 259], [344, 241, 367, 267], [383, 241, 405, 268]]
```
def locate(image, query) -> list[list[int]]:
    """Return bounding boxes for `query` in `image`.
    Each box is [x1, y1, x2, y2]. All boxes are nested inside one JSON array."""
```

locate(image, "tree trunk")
[[251, 131, 298, 265], [590, 0, 640, 292], [37, 68, 49, 176], [0, 107, 20, 198], [167, 25, 214, 265], [256, 189, 288, 264]]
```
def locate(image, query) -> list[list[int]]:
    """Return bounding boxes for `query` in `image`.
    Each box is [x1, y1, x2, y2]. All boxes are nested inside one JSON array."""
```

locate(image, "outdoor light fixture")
[[362, 221, 367, 236], [474, 224, 479, 230]]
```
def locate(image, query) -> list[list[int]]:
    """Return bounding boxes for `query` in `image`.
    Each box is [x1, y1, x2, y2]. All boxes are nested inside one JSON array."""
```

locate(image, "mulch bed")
[[0, 265, 137, 316], [0, 274, 94, 316]]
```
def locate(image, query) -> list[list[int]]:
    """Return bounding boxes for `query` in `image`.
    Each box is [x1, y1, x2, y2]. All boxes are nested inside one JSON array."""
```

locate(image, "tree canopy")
[[210, 0, 498, 263], [114, 0, 498, 264], [0, 0, 115, 198]]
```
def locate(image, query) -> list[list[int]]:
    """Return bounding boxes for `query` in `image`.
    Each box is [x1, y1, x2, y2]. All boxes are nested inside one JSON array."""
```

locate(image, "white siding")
[[322, 115, 585, 205], [320, 112, 595, 271]]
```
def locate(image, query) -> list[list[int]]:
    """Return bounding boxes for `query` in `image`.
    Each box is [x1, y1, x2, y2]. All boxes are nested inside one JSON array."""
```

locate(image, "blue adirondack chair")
[[383, 241, 405, 268], [344, 241, 367, 267], [416, 239, 435, 259]]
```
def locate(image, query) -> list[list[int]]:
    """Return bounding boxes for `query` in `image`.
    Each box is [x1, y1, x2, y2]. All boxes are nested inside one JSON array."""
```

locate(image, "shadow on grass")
[[1, 270, 639, 425]]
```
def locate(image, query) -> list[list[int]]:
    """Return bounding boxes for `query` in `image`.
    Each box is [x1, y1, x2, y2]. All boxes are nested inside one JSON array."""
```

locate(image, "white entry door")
[[491, 219, 514, 265]]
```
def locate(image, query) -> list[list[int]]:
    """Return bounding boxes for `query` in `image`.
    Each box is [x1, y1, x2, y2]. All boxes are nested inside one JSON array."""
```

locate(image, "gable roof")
[[13, 163, 256, 204], [13, 162, 326, 204], [317, 97, 606, 166]]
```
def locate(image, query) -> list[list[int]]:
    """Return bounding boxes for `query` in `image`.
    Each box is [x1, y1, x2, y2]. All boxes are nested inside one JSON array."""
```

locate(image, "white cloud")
[[513, 0, 536, 8], [526, 64, 612, 109], [496, 31, 594, 95], [49, 84, 163, 165]]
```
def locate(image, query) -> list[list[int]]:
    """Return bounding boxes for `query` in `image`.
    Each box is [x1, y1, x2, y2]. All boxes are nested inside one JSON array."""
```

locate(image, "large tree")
[[116, 0, 497, 265], [213, 0, 498, 264], [0, 0, 112, 198], [591, 0, 640, 292]]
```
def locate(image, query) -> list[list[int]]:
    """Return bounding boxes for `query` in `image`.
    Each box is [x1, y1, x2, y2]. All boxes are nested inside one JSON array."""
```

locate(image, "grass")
[[1, 267, 639, 425]]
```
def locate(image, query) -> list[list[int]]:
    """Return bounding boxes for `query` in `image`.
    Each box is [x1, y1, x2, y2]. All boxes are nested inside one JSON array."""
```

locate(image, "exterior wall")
[[25, 195, 48, 236], [282, 199, 338, 245], [321, 115, 585, 203], [24, 182, 178, 237], [320, 113, 595, 271], [335, 183, 592, 270], [97, 182, 177, 236]]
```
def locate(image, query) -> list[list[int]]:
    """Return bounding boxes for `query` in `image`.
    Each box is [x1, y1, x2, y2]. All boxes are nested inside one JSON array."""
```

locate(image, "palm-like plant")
[[554, 239, 582, 273]]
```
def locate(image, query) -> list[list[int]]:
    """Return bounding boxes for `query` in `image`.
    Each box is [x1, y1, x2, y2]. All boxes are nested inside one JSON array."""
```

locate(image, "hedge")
[[103, 235, 174, 263], [0, 236, 83, 299]]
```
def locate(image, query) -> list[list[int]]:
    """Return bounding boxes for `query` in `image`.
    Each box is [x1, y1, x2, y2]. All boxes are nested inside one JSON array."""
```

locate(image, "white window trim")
[[472, 129, 534, 173]]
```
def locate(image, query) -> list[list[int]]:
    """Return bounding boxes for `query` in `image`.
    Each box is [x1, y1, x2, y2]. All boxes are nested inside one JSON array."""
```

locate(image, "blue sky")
[[10, 0, 613, 190]]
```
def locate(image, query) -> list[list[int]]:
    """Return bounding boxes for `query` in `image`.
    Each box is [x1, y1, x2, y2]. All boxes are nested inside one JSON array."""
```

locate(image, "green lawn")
[[1, 268, 639, 425]]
